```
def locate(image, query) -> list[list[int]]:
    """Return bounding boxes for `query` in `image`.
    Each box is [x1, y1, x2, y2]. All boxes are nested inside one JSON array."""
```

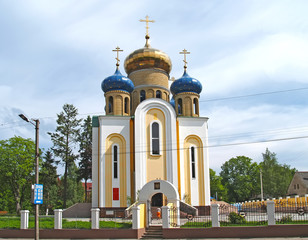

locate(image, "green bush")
[[278, 215, 292, 224], [229, 212, 246, 224]]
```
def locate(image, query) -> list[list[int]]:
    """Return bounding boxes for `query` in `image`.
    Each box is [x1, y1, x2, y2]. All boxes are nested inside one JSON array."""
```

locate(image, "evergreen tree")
[[40, 150, 58, 215], [78, 116, 92, 202], [48, 104, 81, 208], [65, 162, 84, 208], [260, 148, 296, 198]]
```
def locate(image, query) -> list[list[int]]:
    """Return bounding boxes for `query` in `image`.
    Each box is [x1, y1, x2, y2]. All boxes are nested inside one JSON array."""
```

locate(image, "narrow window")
[[113, 145, 118, 179], [191, 146, 196, 179], [156, 90, 161, 98], [140, 90, 146, 102], [294, 185, 296, 189], [297, 184, 299, 189], [124, 97, 129, 114], [152, 122, 159, 155], [109, 96, 113, 113], [193, 98, 198, 115], [178, 98, 182, 115]]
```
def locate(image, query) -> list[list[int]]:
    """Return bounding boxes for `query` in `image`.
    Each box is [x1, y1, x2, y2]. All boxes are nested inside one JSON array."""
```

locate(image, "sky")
[[0, 0, 308, 175]]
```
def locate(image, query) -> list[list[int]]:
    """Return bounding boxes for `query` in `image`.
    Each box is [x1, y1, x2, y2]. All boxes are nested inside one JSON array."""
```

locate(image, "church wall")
[[178, 117, 211, 206], [135, 99, 178, 194], [96, 116, 131, 208]]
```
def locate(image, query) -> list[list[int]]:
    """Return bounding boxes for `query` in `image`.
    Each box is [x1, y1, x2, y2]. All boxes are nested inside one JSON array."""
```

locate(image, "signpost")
[[33, 184, 43, 205]]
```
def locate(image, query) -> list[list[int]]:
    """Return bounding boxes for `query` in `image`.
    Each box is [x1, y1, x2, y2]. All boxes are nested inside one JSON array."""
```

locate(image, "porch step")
[[141, 226, 163, 239]]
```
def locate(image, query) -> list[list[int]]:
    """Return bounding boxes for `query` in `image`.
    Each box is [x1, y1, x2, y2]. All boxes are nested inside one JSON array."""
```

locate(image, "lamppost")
[[19, 114, 40, 240]]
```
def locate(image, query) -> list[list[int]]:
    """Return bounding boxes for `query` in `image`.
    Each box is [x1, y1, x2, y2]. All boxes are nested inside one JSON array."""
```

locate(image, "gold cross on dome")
[[180, 49, 190, 69], [139, 15, 155, 36], [112, 46, 123, 67]]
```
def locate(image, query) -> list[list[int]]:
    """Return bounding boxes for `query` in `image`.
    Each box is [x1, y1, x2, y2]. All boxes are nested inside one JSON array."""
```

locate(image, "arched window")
[[151, 122, 160, 155], [109, 96, 113, 113], [178, 98, 183, 115], [140, 90, 146, 102], [156, 90, 161, 98], [124, 97, 129, 114], [113, 145, 118, 179], [193, 98, 198, 115], [191, 146, 196, 179]]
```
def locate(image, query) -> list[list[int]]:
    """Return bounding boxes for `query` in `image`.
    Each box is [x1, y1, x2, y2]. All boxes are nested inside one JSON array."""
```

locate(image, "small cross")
[[139, 15, 155, 36], [180, 49, 190, 69], [112, 46, 123, 67]]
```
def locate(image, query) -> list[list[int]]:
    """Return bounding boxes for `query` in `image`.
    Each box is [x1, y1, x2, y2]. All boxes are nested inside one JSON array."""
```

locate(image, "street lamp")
[[19, 114, 40, 240]]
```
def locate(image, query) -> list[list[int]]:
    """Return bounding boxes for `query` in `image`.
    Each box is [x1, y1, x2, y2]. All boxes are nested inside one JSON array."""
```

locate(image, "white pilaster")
[[267, 201, 275, 225], [132, 206, 140, 229], [162, 206, 170, 229], [91, 208, 100, 229], [20, 210, 29, 229], [54, 209, 63, 229], [211, 204, 220, 227]]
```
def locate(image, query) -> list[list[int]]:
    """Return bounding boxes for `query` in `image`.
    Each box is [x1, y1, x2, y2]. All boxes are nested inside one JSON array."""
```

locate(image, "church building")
[[92, 17, 211, 217]]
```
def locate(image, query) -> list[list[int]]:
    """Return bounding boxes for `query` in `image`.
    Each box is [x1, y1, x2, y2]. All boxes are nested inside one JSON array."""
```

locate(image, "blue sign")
[[34, 184, 43, 204]]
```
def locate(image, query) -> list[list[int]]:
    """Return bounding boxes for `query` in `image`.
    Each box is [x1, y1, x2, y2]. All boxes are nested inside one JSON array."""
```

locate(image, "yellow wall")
[[145, 108, 166, 182], [184, 135, 205, 205], [105, 134, 127, 207], [139, 203, 146, 229]]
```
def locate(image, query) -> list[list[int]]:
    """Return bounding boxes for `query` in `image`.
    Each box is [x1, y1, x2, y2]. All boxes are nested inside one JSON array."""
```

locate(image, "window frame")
[[190, 145, 197, 179], [150, 121, 161, 156], [112, 144, 119, 179]]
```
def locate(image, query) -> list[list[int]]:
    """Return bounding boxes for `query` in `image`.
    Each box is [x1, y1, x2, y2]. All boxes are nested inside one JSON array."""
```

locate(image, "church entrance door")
[[137, 180, 180, 228]]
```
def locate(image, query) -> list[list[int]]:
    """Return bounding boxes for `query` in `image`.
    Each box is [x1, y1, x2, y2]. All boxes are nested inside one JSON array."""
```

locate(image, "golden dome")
[[124, 45, 172, 76]]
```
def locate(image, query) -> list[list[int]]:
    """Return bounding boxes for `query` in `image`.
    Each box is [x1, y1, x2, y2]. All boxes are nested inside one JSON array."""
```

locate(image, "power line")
[[200, 87, 308, 102]]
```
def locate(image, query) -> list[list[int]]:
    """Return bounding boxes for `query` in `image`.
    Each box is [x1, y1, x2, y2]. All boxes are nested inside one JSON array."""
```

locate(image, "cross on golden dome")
[[139, 15, 155, 37], [112, 46, 123, 67], [180, 49, 190, 69]]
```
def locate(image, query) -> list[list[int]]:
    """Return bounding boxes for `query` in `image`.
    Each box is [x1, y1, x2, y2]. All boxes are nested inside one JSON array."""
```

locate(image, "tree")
[[40, 150, 58, 215], [77, 116, 92, 202], [210, 168, 227, 201], [260, 148, 296, 198], [220, 156, 259, 203], [0, 136, 36, 214], [48, 104, 81, 208]]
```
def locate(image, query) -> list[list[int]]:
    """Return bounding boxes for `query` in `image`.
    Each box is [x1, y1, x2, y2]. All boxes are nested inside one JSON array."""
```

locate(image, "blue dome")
[[101, 68, 134, 93], [170, 97, 175, 109], [170, 70, 202, 95]]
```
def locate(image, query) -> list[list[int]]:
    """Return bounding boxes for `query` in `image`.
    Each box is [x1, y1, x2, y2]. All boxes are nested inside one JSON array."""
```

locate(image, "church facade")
[[92, 20, 210, 216]]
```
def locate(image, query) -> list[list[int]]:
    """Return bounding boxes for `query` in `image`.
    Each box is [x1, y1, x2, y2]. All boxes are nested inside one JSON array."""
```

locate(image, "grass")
[[0, 216, 132, 229]]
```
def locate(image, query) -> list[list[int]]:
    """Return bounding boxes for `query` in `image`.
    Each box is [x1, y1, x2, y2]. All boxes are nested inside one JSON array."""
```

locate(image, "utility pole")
[[260, 169, 264, 201]]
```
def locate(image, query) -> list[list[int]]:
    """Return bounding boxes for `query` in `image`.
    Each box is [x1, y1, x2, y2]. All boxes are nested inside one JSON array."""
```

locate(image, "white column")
[[267, 201, 275, 225], [20, 210, 29, 229], [211, 204, 220, 227], [54, 209, 63, 229], [91, 208, 100, 229], [132, 206, 140, 229], [162, 206, 170, 229]]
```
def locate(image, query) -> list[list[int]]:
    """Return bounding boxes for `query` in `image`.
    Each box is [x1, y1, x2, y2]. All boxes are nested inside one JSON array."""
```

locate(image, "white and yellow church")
[[92, 17, 210, 217]]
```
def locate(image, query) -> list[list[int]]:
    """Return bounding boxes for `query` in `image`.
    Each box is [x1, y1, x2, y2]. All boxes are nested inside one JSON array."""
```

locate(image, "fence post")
[[54, 209, 63, 229], [162, 206, 170, 229], [132, 206, 140, 229], [91, 208, 100, 229], [211, 204, 220, 227], [267, 201, 275, 225], [20, 210, 29, 229]]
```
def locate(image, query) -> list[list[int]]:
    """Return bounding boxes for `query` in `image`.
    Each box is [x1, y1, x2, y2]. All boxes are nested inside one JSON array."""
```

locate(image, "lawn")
[[0, 216, 132, 229]]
